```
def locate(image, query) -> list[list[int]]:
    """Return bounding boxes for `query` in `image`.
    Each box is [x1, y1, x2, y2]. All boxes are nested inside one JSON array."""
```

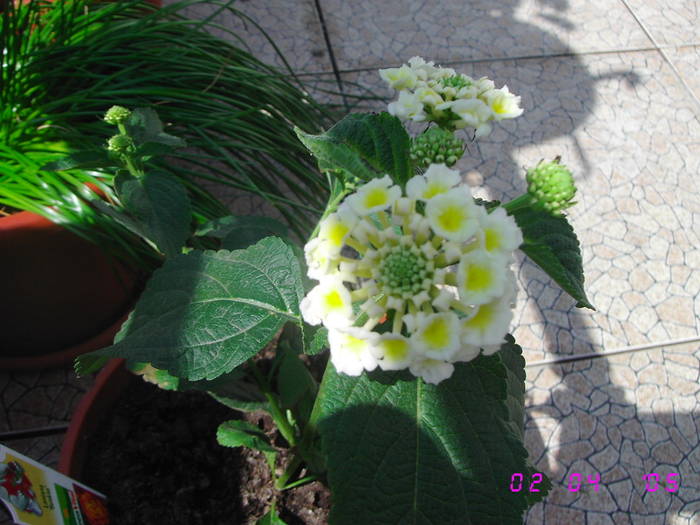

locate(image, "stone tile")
[[0, 367, 92, 432], [523, 340, 700, 522], [163, 0, 334, 74], [321, 0, 652, 71], [665, 45, 700, 105], [625, 0, 699, 47]]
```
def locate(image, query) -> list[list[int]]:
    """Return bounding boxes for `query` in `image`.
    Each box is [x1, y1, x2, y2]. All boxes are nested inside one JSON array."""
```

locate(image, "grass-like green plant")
[[1, 0, 374, 265]]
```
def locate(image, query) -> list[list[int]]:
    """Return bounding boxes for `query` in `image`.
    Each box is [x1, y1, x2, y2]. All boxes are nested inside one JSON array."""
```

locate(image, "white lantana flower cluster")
[[379, 56, 523, 137], [301, 165, 523, 385]]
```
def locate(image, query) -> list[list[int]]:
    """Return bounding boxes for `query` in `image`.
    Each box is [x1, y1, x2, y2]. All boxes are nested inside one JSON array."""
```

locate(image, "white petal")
[[425, 187, 480, 242], [347, 176, 401, 215], [409, 358, 454, 385], [456, 250, 508, 306], [328, 327, 378, 375], [302, 277, 353, 328], [412, 312, 461, 360], [460, 293, 514, 346], [478, 207, 523, 254], [371, 334, 414, 371]]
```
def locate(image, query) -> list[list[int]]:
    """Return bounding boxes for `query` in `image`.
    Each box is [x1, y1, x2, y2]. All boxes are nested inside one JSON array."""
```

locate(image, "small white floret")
[[346, 175, 402, 216], [388, 91, 426, 122], [425, 187, 480, 242], [304, 237, 337, 280], [477, 207, 523, 254], [379, 65, 418, 90], [328, 327, 378, 376], [482, 85, 523, 121], [412, 312, 460, 360], [300, 277, 353, 328], [456, 250, 508, 305], [409, 358, 454, 385], [371, 333, 414, 371], [460, 293, 514, 347]]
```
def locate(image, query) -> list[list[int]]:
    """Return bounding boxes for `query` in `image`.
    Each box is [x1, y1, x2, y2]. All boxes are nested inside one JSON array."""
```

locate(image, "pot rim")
[[0, 311, 131, 370], [58, 358, 131, 478]]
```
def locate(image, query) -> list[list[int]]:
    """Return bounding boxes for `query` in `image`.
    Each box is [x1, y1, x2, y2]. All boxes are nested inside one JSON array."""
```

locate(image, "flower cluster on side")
[[379, 57, 523, 137], [301, 165, 523, 384]]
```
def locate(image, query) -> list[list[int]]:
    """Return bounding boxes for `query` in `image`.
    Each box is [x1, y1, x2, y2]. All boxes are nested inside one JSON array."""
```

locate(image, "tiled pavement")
[[3, 1, 699, 523]]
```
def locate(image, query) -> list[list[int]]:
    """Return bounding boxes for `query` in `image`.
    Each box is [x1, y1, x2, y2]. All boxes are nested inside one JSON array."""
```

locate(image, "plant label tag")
[[0, 445, 109, 525]]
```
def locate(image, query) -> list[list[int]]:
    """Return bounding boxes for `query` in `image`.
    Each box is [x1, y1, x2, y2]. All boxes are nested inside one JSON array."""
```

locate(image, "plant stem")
[[274, 453, 303, 490], [248, 360, 298, 447], [279, 474, 318, 491], [502, 193, 531, 214]]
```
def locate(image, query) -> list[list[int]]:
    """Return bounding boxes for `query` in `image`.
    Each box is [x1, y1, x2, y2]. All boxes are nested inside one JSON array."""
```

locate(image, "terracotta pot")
[[58, 359, 131, 478], [0, 211, 140, 370]]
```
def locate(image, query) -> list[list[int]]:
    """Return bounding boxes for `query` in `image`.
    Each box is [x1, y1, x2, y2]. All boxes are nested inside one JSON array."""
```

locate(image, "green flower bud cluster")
[[440, 75, 472, 90], [378, 246, 433, 296], [104, 105, 132, 126], [410, 128, 465, 167], [107, 134, 135, 154], [526, 157, 577, 215]]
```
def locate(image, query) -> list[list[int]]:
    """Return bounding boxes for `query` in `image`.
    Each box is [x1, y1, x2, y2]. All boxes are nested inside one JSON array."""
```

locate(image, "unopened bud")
[[104, 106, 132, 125], [526, 157, 577, 215], [107, 134, 135, 154], [410, 128, 465, 167]]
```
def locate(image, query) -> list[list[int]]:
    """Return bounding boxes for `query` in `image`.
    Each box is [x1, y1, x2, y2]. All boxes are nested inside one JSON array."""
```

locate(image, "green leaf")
[[511, 206, 594, 309], [216, 420, 276, 453], [257, 503, 288, 525], [75, 238, 304, 381], [295, 112, 412, 185], [304, 325, 328, 356], [314, 354, 539, 525], [295, 130, 376, 182], [498, 335, 527, 440], [197, 215, 289, 251], [116, 171, 191, 257], [276, 352, 316, 427], [495, 336, 552, 506], [209, 389, 269, 413], [325, 112, 412, 186], [135, 141, 180, 160], [126, 107, 186, 148], [41, 150, 114, 171]]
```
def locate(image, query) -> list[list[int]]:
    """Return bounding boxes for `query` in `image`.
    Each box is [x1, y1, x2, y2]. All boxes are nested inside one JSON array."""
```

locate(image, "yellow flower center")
[[484, 228, 501, 252], [492, 97, 507, 115], [364, 188, 388, 208], [424, 183, 448, 199], [382, 338, 409, 361], [344, 335, 365, 355], [422, 318, 450, 349], [437, 205, 465, 232], [464, 303, 493, 330], [464, 263, 492, 291], [328, 222, 350, 247], [324, 290, 344, 310]]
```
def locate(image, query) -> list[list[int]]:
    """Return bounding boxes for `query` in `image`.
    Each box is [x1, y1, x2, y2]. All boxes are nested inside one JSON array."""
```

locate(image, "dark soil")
[[82, 378, 330, 525]]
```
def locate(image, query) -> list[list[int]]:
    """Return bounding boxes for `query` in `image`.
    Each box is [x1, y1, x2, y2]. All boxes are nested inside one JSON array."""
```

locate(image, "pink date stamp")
[[509, 472, 680, 493]]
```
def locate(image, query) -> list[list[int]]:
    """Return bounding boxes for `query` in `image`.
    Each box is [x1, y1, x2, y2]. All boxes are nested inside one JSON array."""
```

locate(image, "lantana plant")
[[71, 57, 592, 524]]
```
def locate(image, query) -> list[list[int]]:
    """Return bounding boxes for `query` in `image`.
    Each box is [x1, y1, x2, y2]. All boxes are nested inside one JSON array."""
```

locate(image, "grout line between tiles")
[[290, 44, 700, 79], [525, 335, 700, 368], [618, 0, 700, 111], [0, 425, 69, 441], [311, 0, 348, 111], [327, 45, 664, 76]]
